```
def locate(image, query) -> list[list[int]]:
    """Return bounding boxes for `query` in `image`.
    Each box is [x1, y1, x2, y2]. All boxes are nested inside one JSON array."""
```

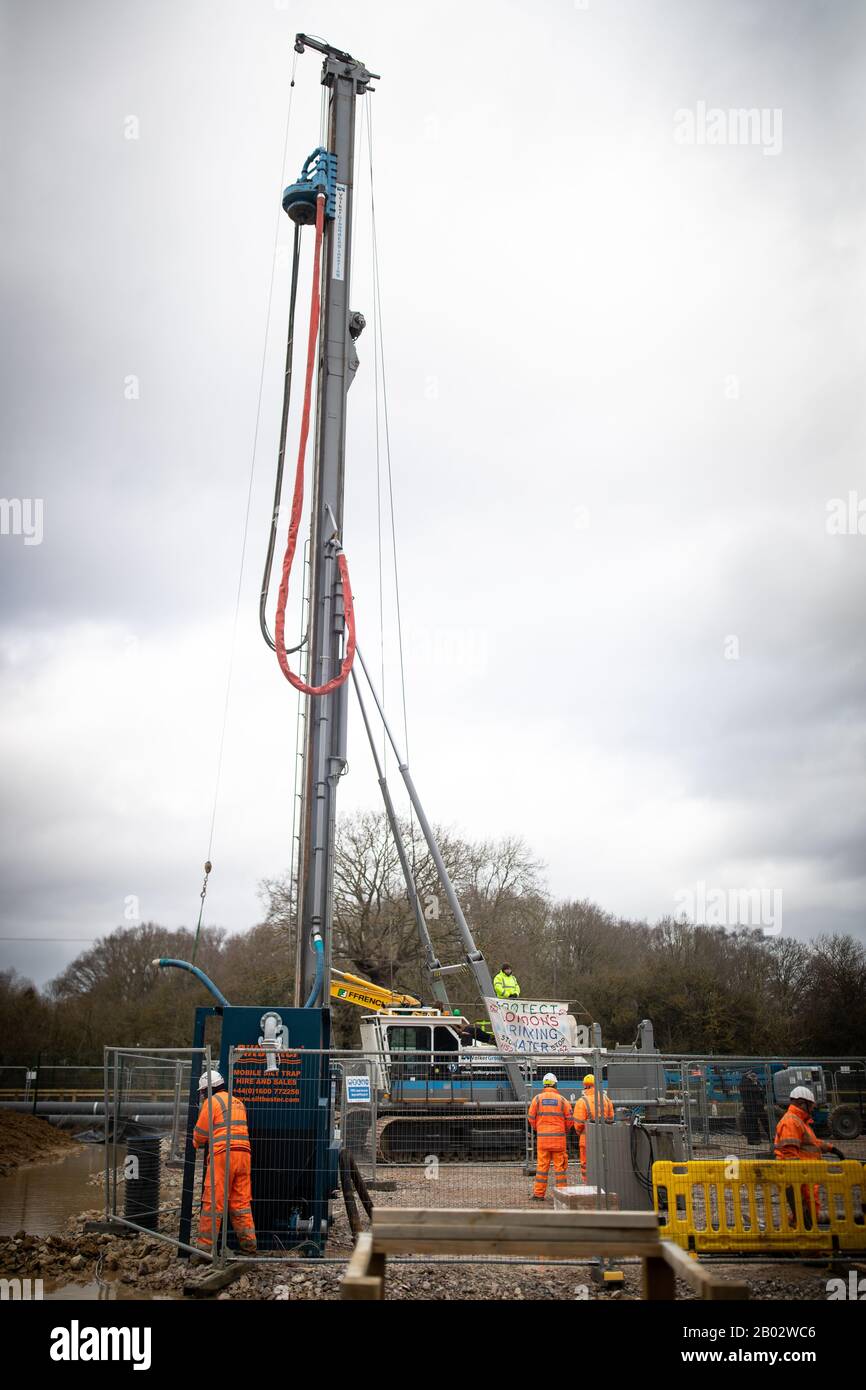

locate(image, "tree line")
[[2, 811, 864, 1062]]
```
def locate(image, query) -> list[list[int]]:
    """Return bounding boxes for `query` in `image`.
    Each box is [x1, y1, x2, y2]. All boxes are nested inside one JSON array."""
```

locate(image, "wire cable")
[[368, 117, 386, 771], [260, 222, 307, 653], [365, 102, 416, 877], [273, 195, 356, 696], [366, 103, 411, 767]]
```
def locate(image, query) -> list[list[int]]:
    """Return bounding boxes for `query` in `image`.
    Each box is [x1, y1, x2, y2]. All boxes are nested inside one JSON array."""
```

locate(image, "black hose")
[[260, 221, 308, 654], [348, 1149, 374, 1220], [339, 1147, 361, 1239], [630, 1120, 655, 1196]]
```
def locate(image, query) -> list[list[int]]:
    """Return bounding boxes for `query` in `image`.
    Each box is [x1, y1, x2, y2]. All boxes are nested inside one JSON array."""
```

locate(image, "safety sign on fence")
[[485, 999, 571, 1054], [346, 1074, 372, 1103]]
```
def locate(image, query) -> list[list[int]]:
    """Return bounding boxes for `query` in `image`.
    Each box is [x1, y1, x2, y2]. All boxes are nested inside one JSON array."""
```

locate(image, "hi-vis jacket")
[[528, 1089, 573, 1138], [193, 1092, 251, 1156], [572, 1089, 615, 1132], [493, 971, 521, 998], [773, 1103, 832, 1162]]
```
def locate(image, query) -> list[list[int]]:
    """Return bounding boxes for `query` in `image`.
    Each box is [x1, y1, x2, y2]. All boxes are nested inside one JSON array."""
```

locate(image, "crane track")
[[378, 1113, 540, 1164]]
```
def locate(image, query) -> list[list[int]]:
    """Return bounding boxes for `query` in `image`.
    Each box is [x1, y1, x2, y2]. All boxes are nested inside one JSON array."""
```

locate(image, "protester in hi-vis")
[[572, 1074, 614, 1181], [493, 964, 521, 998], [193, 1069, 257, 1256], [528, 1072, 573, 1199]]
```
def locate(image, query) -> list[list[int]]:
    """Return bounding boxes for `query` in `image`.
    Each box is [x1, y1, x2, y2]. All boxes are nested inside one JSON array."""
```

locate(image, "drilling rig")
[[169, 34, 380, 1254], [163, 35, 674, 1250]]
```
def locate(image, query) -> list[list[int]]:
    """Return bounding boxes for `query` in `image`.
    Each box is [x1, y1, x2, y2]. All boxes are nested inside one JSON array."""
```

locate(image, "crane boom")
[[331, 970, 420, 1012]]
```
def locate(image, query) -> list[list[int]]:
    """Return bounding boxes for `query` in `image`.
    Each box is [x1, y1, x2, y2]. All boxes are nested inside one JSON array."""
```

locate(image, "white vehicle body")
[[358, 1007, 591, 1094]]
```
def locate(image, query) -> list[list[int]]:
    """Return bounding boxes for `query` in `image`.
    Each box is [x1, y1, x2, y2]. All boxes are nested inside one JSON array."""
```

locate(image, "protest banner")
[[485, 998, 571, 1054]]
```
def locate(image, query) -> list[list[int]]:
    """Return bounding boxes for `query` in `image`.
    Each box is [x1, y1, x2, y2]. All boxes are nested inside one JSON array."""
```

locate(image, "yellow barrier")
[[653, 1159, 866, 1255]]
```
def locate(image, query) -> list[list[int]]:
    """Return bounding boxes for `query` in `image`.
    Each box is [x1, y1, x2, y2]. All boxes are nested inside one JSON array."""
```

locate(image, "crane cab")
[[358, 1008, 593, 1099], [359, 1008, 495, 1093]]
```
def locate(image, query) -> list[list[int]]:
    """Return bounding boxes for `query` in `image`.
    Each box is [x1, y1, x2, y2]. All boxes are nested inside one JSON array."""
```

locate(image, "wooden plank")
[[341, 1275, 384, 1301], [372, 1206, 658, 1226], [372, 1208, 658, 1231], [705, 1277, 750, 1302], [660, 1242, 749, 1301], [371, 1220, 660, 1246], [342, 1207, 747, 1303], [345, 1230, 374, 1279], [341, 1233, 385, 1301], [372, 1226, 662, 1249], [372, 1236, 665, 1258], [644, 1254, 677, 1301], [183, 1264, 245, 1298]]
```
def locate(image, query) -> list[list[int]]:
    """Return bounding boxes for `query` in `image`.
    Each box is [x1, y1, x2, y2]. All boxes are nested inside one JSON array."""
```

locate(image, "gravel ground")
[[0, 1224, 854, 1301], [0, 1131, 859, 1300]]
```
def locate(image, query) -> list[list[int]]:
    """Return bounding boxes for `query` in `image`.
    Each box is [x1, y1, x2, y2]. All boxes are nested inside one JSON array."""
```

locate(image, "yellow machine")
[[330, 970, 420, 1013]]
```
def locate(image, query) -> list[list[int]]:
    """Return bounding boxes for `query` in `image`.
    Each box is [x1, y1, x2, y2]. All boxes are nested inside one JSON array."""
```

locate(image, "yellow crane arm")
[[330, 970, 420, 1012]]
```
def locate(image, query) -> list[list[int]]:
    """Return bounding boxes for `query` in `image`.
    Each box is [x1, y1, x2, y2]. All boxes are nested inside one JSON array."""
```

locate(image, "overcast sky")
[[2, 0, 864, 988]]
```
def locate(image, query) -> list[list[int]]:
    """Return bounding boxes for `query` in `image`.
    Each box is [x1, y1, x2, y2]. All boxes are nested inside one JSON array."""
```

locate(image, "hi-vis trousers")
[[198, 1149, 257, 1255], [533, 1138, 569, 1197]]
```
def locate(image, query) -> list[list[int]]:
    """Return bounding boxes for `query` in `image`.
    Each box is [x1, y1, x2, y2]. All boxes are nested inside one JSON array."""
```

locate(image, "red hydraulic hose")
[[274, 192, 356, 696]]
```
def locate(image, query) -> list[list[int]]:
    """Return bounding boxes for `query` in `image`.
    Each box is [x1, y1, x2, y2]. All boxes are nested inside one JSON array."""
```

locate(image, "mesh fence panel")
[[0, 1064, 105, 1100], [98, 1044, 866, 1266], [103, 1047, 209, 1255], [336, 1055, 377, 1178]]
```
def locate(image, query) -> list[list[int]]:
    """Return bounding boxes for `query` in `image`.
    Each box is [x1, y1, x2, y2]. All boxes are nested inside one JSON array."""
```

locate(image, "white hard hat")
[[543, 1072, 557, 1087], [198, 1069, 225, 1092], [790, 1086, 815, 1104]]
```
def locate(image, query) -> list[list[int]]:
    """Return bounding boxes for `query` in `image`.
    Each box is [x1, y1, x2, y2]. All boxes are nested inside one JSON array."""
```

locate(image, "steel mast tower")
[[290, 37, 378, 1006]]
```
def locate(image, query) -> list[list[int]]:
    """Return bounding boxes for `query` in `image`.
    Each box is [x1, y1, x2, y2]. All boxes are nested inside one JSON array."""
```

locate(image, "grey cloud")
[[1, 0, 864, 985]]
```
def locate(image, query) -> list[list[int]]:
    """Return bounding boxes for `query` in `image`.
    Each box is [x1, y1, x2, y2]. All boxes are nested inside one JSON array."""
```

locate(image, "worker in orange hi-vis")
[[193, 1070, 257, 1257], [528, 1072, 573, 1200], [773, 1085, 843, 1228], [572, 1074, 615, 1182]]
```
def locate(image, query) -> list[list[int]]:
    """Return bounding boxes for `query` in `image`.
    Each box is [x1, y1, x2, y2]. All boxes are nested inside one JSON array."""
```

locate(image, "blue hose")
[[154, 957, 231, 1006], [304, 936, 324, 1008]]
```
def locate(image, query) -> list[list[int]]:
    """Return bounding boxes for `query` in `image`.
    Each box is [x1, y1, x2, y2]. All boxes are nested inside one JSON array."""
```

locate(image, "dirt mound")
[[0, 1112, 77, 1176]]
